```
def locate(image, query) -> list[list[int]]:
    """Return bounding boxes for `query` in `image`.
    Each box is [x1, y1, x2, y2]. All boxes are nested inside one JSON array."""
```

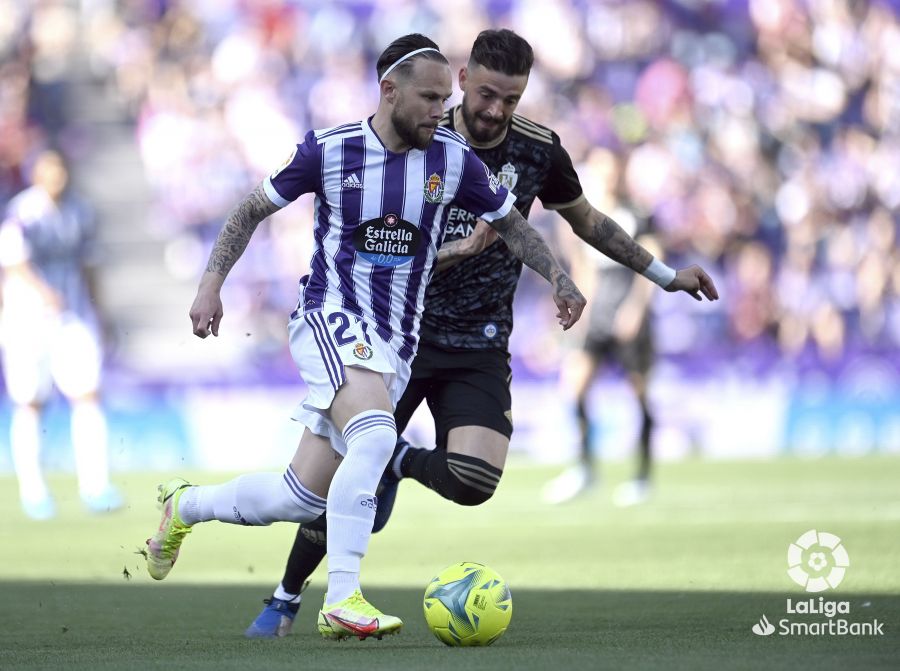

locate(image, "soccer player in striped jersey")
[[144, 33, 586, 641], [245, 29, 719, 639]]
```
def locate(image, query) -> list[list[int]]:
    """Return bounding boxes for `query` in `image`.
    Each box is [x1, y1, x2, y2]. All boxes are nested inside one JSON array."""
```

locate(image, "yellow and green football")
[[423, 561, 512, 646]]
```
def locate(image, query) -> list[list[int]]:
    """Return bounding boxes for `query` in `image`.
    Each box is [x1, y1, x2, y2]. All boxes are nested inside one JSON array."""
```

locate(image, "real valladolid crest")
[[751, 530, 885, 637]]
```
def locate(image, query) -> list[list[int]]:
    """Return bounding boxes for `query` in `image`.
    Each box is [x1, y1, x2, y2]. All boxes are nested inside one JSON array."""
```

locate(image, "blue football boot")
[[244, 581, 310, 639]]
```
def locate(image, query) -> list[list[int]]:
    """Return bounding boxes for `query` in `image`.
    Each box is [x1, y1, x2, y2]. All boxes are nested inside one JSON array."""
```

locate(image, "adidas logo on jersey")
[[341, 173, 363, 189]]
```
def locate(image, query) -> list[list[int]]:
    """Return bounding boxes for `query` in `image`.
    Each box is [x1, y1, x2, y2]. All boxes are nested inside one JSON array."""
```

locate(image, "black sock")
[[637, 401, 653, 482], [576, 396, 592, 464], [281, 514, 327, 595]]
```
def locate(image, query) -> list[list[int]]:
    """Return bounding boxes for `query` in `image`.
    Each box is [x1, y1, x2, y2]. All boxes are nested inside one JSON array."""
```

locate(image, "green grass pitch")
[[0, 456, 898, 670]]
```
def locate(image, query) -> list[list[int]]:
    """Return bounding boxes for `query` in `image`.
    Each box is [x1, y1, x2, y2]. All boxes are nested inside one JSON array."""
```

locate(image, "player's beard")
[[391, 107, 436, 150], [460, 100, 509, 144]]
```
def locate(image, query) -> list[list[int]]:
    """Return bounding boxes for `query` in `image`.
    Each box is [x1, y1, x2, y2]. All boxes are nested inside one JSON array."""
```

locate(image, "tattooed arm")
[[558, 199, 719, 301], [189, 183, 282, 338], [434, 219, 499, 272], [557, 199, 653, 273], [487, 206, 586, 330]]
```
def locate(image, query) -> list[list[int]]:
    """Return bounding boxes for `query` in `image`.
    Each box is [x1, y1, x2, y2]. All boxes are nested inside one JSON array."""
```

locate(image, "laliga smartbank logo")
[[751, 530, 884, 638], [787, 529, 849, 592]]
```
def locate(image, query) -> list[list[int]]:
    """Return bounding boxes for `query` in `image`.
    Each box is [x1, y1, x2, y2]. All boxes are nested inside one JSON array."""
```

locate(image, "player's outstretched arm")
[[558, 199, 719, 302], [189, 182, 282, 338], [487, 206, 586, 330]]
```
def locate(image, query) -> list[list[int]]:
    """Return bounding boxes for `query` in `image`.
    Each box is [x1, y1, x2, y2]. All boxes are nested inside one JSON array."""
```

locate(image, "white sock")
[[71, 399, 110, 498], [10, 405, 49, 503], [273, 583, 302, 604], [178, 469, 326, 526], [325, 409, 396, 605], [391, 441, 410, 479]]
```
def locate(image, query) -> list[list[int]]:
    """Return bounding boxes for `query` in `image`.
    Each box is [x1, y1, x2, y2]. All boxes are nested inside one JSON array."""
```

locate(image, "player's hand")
[[461, 219, 499, 257], [189, 279, 224, 338], [553, 273, 586, 330], [666, 265, 719, 302]]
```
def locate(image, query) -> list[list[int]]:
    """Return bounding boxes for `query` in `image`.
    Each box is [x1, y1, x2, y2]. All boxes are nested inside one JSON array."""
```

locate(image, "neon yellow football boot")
[[145, 478, 193, 580], [317, 590, 403, 640]]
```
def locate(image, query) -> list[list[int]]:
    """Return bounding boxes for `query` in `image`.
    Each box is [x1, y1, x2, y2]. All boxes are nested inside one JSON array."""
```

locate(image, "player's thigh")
[[330, 365, 392, 430], [562, 347, 601, 397], [51, 316, 102, 399], [288, 308, 408, 442], [0, 317, 53, 404], [290, 428, 342, 499], [446, 425, 510, 471], [428, 348, 513, 469], [616, 331, 654, 394], [393, 374, 431, 436]]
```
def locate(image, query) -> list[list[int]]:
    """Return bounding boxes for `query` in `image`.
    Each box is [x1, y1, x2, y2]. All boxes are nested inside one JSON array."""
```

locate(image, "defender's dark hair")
[[376, 33, 447, 81], [469, 29, 534, 76]]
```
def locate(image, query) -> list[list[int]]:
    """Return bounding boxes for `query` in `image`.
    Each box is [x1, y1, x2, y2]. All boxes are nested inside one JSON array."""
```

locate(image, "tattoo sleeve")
[[488, 207, 562, 284], [205, 183, 281, 277], [563, 200, 653, 273]]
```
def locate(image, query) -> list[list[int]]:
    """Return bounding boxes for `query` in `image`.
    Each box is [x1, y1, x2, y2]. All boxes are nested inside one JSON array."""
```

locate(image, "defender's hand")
[[553, 274, 586, 330], [666, 265, 719, 302]]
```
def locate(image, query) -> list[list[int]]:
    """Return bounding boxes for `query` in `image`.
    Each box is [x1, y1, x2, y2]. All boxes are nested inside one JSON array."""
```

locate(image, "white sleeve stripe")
[[477, 191, 516, 223], [263, 177, 291, 208]]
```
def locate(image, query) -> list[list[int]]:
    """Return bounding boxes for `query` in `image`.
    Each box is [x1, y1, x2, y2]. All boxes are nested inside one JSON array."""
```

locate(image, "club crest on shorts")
[[424, 172, 444, 203], [498, 162, 518, 191], [353, 342, 373, 360]]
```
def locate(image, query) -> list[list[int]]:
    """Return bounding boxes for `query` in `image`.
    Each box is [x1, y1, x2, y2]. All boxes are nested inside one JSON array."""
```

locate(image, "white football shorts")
[[288, 307, 411, 456], [1, 310, 102, 404]]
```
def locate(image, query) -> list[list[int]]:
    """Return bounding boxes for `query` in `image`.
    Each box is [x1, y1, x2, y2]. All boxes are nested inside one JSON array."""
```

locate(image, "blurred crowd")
[[2, 0, 899, 381]]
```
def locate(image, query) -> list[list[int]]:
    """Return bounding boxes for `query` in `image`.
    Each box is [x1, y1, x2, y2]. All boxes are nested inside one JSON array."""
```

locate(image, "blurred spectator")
[[0, 150, 122, 519]]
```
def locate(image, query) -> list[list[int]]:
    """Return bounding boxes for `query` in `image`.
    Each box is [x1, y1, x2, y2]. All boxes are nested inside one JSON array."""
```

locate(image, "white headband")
[[379, 47, 441, 83]]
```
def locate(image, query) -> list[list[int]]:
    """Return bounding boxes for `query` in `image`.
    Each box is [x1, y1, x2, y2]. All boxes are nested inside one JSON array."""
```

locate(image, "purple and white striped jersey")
[[264, 117, 515, 362]]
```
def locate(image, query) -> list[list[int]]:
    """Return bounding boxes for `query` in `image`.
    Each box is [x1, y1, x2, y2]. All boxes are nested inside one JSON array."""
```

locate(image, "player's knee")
[[449, 480, 497, 506], [342, 410, 397, 470], [445, 454, 502, 506]]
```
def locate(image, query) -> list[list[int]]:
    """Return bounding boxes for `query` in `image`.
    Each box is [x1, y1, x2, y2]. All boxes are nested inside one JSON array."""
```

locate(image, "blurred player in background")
[[543, 211, 662, 506], [245, 29, 718, 639], [144, 33, 585, 641], [0, 149, 122, 520]]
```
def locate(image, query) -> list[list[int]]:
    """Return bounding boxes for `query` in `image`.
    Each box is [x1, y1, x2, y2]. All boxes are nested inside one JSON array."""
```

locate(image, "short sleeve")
[[452, 149, 515, 223], [0, 215, 30, 267], [538, 134, 585, 211], [263, 130, 322, 207]]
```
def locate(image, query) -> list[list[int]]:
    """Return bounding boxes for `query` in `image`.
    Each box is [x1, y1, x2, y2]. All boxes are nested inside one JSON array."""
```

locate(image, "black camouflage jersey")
[[419, 107, 584, 350]]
